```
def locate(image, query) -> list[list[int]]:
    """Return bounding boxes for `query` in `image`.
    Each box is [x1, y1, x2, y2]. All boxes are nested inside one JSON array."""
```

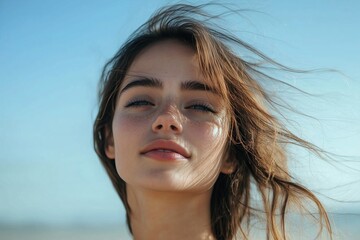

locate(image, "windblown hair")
[[93, 4, 331, 240]]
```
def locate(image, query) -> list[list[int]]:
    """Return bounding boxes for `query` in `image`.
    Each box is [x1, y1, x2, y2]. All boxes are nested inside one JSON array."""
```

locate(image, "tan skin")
[[106, 40, 234, 240]]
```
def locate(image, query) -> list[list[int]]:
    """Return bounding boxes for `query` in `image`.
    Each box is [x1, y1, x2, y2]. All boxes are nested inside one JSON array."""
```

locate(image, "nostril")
[[152, 115, 183, 133]]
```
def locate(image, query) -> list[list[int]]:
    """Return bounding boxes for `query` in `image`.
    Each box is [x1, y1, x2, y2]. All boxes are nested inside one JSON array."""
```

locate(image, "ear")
[[220, 145, 236, 174], [104, 127, 115, 159], [220, 160, 236, 175]]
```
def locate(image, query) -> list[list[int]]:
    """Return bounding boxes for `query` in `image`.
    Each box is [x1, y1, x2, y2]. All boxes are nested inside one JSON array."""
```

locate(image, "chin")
[[126, 174, 216, 194]]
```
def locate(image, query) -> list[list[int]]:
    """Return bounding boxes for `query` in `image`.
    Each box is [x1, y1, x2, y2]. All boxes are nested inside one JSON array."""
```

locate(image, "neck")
[[127, 187, 216, 240]]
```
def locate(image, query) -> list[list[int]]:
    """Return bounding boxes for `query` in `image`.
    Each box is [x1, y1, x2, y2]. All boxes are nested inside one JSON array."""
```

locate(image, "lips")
[[140, 139, 191, 160]]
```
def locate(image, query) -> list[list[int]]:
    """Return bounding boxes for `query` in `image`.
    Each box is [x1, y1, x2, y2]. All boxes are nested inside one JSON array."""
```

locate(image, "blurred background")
[[1, 0, 359, 239]]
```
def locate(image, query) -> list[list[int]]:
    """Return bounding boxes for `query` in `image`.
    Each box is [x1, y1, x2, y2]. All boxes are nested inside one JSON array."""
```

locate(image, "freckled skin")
[[106, 40, 230, 193]]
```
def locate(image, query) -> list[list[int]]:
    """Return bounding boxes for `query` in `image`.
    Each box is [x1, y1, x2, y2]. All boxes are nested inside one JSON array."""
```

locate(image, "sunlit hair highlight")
[[93, 4, 332, 240]]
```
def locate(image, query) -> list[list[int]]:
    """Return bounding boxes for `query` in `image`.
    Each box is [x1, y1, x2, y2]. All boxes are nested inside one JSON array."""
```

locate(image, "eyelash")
[[185, 103, 216, 113], [125, 99, 216, 113], [125, 99, 154, 108]]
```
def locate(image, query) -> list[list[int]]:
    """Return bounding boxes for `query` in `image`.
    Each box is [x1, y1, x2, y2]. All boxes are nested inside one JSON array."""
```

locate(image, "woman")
[[93, 4, 331, 240]]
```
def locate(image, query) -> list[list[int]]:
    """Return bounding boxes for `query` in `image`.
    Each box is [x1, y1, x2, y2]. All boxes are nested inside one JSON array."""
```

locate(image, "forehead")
[[122, 39, 228, 99], [125, 39, 201, 82], [131, 39, 196, 64]]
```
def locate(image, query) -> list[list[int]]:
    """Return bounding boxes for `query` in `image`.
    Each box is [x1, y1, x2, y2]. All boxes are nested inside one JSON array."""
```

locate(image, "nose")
[[152, 108, 183, 134]]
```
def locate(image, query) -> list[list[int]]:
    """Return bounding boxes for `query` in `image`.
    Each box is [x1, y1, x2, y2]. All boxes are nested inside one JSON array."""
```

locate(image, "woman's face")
[[106, 39, 231, 193]]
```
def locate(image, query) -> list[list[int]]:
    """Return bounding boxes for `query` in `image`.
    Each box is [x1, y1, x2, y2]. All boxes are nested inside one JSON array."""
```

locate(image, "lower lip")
[[142, 150, 188, 162]]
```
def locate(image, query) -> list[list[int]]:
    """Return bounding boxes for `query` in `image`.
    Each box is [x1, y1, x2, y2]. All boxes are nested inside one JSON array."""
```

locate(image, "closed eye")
[[186, 103, 215, 113], [125, 99, 154, 108]]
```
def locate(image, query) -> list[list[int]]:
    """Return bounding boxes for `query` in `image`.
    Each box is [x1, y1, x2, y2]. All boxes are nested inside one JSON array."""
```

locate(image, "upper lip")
[[140, 139, 191, 158]]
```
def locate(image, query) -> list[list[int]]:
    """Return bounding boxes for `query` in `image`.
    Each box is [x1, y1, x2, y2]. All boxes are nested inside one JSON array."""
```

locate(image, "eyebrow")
[[181, 80, 217, 94], [120, 77, 162, 94], [120, 77, 217, 94]]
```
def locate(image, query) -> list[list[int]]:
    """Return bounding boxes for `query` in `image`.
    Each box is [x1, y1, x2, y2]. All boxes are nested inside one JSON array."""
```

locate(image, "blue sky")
[[1, 0, 359, 226]]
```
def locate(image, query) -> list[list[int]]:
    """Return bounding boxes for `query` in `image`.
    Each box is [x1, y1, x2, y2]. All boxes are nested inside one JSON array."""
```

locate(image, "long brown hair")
[[93, 4, 331, 240]]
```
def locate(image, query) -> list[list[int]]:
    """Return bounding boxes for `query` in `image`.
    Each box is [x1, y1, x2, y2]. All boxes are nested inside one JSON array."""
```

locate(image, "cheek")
[[112, 112, 149, 143], [112, 113, 148, 176], [182, 122, 228, 190], [113, 117, 135, 148], [189, 121, 226, 152], [188, 121, 227, 167]]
